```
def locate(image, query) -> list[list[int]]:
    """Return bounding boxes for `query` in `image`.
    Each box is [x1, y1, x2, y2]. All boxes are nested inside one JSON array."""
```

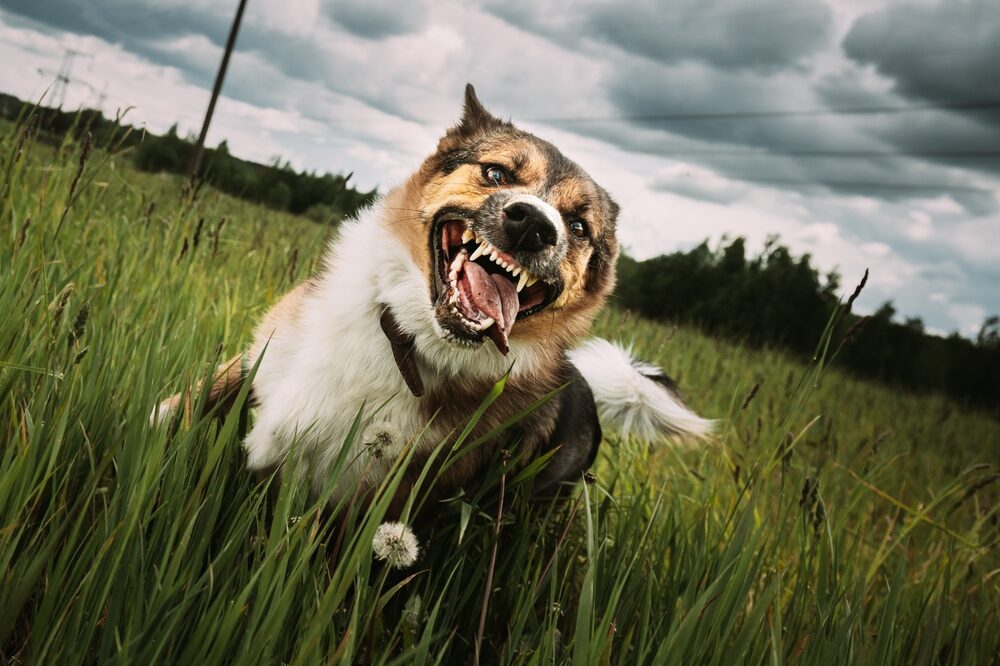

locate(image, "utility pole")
[[38, 48, 92, 108], [187, 0, 248, 183], [95, 82, 108, 115]]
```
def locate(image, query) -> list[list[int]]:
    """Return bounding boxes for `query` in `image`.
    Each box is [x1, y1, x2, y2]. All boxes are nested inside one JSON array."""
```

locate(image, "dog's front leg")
[[530, 364, 602, 497]]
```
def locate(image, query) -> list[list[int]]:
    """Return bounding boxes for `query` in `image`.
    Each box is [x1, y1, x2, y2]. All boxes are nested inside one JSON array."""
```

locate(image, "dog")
[[153, 85, 712, 508]]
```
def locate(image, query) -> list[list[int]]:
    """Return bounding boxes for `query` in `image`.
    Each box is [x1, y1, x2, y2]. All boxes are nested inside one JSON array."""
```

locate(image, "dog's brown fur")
[[157, 86, 624, 507]]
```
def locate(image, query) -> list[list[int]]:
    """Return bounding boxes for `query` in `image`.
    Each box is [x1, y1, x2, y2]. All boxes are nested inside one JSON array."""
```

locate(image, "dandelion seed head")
[[372, 521, 419, 569], [364, 426, 398, 459]]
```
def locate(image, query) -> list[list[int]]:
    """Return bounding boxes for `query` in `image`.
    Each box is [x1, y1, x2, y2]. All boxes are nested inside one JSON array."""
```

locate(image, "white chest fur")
[[241, 204, 547, 493]]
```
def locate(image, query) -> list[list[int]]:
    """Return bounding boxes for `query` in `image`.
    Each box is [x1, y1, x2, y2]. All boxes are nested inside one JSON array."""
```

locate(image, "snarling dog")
[[153, 85, 712, 505]]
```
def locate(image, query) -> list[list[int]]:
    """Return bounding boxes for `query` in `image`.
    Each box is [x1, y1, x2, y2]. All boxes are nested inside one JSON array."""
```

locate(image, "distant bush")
[[303, 203, 343, 226], [0, 93, 376, 225], [265, 181, 292, 210], [617, 237, 1000, 412], [131, 124, 376, 223]]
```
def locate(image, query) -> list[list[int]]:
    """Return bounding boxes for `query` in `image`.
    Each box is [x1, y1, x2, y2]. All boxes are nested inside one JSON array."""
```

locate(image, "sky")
[[1, 0, 998, 337]]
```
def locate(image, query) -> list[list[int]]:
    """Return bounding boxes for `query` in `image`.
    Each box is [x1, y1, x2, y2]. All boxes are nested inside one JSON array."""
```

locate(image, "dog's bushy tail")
[[568, 338, 714, 442]]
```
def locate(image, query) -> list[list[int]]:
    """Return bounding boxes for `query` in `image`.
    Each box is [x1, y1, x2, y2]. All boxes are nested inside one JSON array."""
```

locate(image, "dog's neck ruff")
[[379, 306, 424, 397]]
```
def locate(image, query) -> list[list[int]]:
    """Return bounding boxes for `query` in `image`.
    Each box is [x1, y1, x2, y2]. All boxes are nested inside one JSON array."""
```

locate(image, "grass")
[[1, 116, 999, 665]]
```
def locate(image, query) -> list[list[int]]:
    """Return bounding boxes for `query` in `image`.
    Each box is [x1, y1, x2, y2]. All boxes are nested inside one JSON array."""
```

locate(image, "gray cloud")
[[486, 0, 832, 70], [11, 0, 991, 211], [584, 0, 833, 71], [843, 0, 1000, 120], [0, 0, 232, 92], [831, 0, 1000, 187], [595, 59, 998, 213], [0, 0, 230, 51], [0, 0, 433, 126], [324, 0, 428, 39], [483, 0, 997, 212], [648, 166, 748, 204], [490, 0, 1000, 215]]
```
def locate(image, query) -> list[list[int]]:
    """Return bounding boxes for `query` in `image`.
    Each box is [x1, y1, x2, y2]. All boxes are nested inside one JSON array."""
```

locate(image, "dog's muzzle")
[[430, 196, 565, 355]]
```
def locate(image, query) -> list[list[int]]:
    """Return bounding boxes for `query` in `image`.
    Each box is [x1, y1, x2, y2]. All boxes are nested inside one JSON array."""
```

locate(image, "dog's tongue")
[[486, 273, 519, 354], [461, 260, 519, 354]]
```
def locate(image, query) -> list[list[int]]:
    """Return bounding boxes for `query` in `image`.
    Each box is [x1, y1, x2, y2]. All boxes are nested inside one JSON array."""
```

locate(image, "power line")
[[36, 48, 93, 108], [527, 99, 1000, 125], [641, 1, 832, 22], [273, 98, 1000, 129], [723, 175, 995, 193], [658, 149, 1000, 159]]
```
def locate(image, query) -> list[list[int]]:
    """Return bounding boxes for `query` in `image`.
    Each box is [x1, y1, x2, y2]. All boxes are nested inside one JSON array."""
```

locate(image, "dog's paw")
[[148, 397, 179, 427]]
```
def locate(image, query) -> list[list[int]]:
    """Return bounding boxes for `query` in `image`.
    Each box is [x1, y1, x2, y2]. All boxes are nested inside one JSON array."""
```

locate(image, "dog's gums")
[[434, 217, 556, 354]]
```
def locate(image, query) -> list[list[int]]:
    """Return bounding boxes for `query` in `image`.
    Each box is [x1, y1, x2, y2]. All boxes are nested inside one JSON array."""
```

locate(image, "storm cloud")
[[0, 0, 997, 335], [843, 0, 1000, 114], [487, 0, 1000, 212], [323, 0, 429, 39], [584, 0, 833, 71]]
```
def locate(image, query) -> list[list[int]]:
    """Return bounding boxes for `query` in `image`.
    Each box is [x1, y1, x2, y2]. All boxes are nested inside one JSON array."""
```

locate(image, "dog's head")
[[388, 85, 618, 359]]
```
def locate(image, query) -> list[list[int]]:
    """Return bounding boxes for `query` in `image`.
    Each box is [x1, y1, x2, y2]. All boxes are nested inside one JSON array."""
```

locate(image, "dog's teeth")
[[469, 243, 486, 261], [461, 229, 474, 243], [516, 271, 529, 292], [505, 264, 515, 273], [489, 250, 498, 261], [511, 266, 521, 277], [526, 275, 539, 287]]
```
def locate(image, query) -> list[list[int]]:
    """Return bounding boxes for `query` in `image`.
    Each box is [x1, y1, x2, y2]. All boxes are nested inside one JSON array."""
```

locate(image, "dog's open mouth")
[[433, 216, 558, 354]]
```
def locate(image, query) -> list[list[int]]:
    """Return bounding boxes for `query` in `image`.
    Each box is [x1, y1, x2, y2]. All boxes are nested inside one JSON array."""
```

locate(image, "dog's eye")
[[569, 219, 588, 238], [483, 165, 510, 186]]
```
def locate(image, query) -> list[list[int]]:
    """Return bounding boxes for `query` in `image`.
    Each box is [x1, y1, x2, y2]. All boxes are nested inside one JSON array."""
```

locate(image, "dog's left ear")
[[440, 84, 507, 144], [458, 84, 504, 136], [428, 85, 509, 172]]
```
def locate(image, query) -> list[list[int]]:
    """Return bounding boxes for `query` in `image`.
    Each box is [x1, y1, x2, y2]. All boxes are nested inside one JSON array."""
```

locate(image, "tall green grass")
[[2, 116, 998, 664]]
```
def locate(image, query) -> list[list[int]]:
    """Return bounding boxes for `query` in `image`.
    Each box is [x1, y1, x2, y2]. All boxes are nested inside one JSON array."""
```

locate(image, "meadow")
[[1, 118, 998, 664]]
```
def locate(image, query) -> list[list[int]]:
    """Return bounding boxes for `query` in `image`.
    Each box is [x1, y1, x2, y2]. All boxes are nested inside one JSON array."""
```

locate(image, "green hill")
[[1, 118, 998, 664]]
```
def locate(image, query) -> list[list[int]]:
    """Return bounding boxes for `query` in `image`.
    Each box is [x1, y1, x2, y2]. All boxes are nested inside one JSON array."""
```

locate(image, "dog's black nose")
[[503, 202, 558, 253]]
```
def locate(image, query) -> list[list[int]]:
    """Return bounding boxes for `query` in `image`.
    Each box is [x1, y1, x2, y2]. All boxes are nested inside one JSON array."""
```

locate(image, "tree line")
[[616, 237, 1000, 413], [0, 93, 376, 226]]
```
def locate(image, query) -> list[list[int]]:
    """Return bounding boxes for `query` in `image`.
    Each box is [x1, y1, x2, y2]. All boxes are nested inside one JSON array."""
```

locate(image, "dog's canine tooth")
[[461, 229, 474, 244], [469, 243, 487, 261], [516, 271, 530, 292], [526, 275, 539, 287]]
